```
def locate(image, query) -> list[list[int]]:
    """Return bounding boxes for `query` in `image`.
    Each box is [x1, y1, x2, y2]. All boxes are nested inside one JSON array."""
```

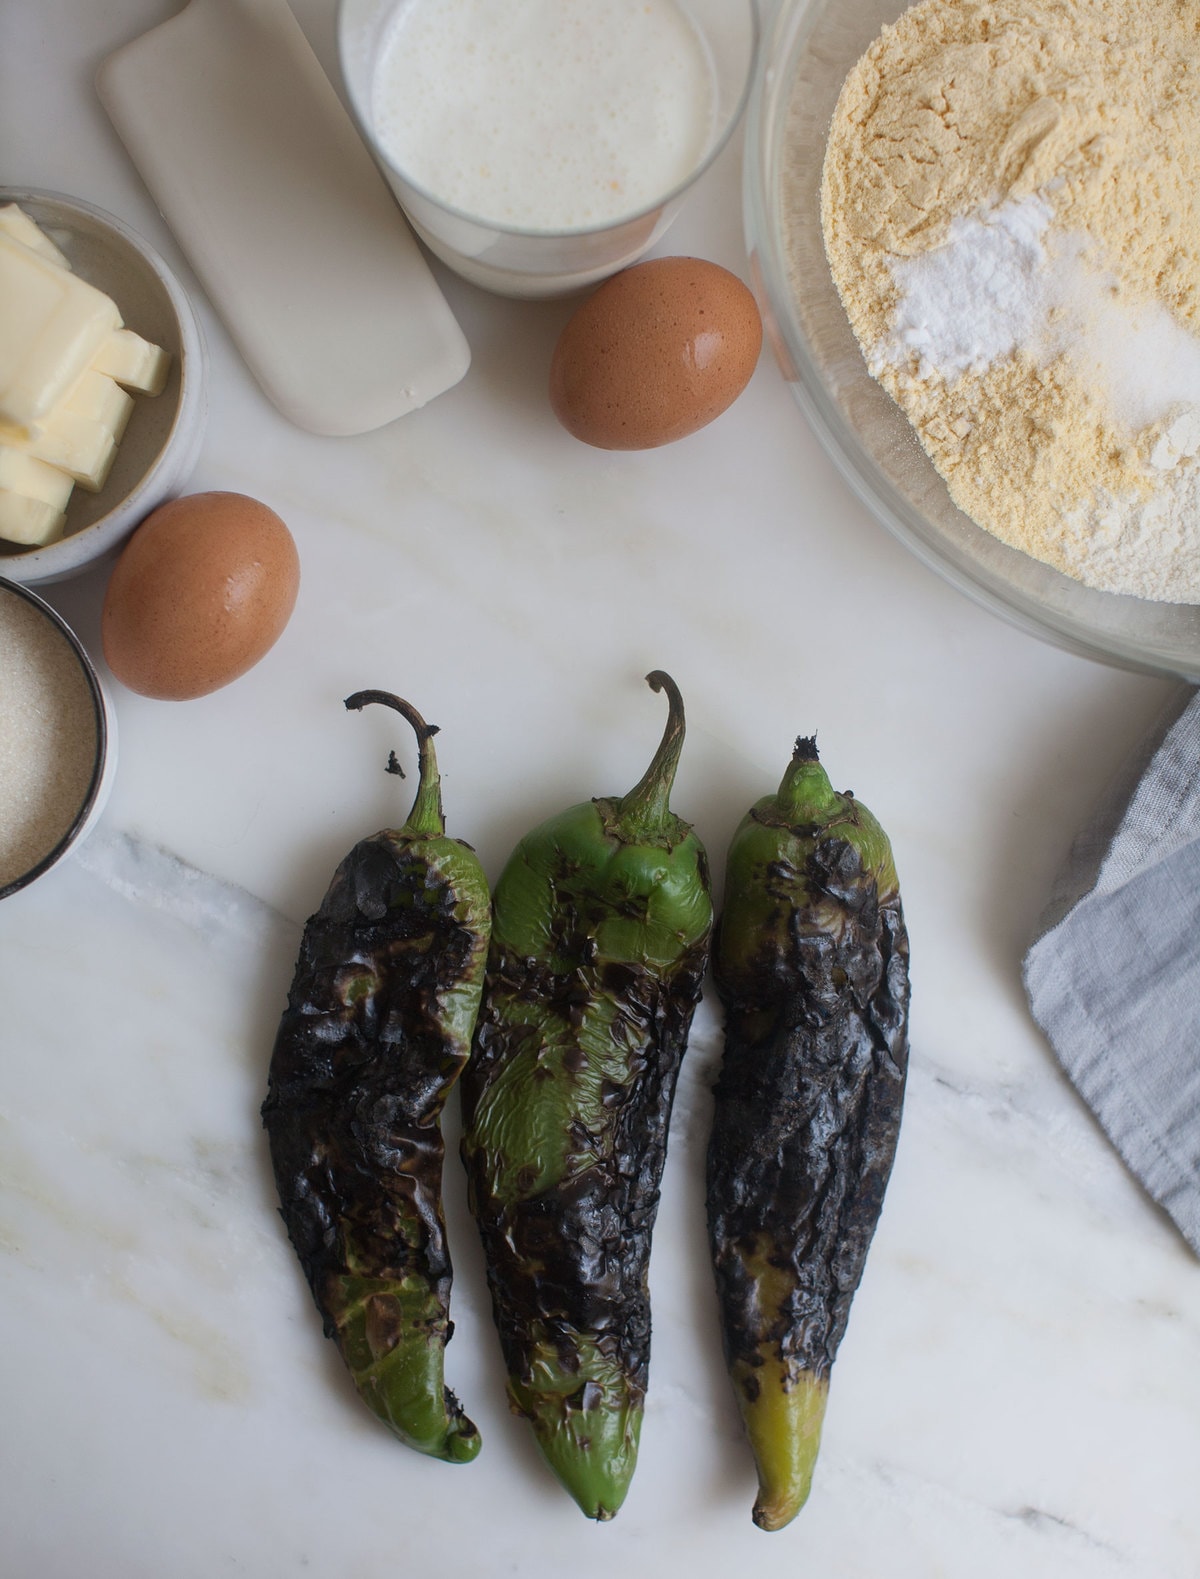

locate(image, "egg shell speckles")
[[101, 491, 300, 700], [548, 256, 763, 450]]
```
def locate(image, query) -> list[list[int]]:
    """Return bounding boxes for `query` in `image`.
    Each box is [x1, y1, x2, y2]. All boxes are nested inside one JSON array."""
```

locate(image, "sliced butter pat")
[[92, 327, 169, 395], [0, 204, 71, 270], [0, 232, 123, 429], [64, 369, 135, 442], [0, 446, 75, 511], [0, 490, 67, 547], [20, 405, 118, 491]]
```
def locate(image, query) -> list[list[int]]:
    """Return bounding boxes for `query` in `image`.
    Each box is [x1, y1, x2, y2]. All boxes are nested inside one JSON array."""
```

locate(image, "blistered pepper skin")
[[707, 737, 910, 1530], [262, 692, 489, 1465], [460, 672, 712, 1521]]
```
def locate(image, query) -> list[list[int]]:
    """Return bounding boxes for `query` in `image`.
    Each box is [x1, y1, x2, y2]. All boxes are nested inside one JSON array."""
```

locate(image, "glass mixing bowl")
[[743, 0, 1200, 681]]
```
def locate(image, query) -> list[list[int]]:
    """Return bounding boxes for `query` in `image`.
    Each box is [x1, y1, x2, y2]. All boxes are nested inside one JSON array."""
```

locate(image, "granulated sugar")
[[0, 586, 99, 891]]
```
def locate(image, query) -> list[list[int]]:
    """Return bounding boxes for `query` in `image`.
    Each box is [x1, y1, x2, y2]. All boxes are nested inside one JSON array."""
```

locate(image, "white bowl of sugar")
[[0, 578, 116, 899]]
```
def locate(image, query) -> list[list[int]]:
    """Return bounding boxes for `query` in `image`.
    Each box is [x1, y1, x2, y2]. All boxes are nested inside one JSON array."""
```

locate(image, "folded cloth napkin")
[[1023, 683, 1200, 1256]]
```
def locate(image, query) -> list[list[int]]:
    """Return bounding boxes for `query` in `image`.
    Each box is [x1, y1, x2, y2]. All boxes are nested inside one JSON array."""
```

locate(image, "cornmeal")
[[819, 0, 1200, 601]]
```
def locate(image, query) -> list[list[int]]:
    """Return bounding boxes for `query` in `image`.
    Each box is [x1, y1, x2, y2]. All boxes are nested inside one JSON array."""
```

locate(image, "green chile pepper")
[[460, 671, 712, 1521], [262, 691, 490, 1464], [707, 737, 910, 1530]]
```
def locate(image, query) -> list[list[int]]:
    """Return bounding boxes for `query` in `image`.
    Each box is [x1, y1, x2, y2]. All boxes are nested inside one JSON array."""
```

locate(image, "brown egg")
[[549, 256, 763, 450], [101, 491, 300, 700]]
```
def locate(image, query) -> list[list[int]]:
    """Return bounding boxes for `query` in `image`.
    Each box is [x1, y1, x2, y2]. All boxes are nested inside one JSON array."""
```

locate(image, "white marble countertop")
[[3, 4, 1198, 1577]]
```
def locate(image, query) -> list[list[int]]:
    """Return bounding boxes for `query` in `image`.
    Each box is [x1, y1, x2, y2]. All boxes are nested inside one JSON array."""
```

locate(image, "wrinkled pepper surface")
[[262, 690, 490, 1464], [707, 736, 910, 1531], [460, 671, 712, 1520]]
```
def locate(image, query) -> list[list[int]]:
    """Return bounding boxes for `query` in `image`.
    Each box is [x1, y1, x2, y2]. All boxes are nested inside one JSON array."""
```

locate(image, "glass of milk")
[[338, 0, 758, 298]]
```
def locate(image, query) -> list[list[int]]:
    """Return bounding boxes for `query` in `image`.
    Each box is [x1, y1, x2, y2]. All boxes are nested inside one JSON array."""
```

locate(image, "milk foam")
[[370, 0, 716, 232]]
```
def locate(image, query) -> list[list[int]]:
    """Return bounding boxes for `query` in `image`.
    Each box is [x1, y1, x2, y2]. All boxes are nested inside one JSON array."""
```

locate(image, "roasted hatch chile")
[[707, 737, 910, 1531], [262, 690, 490, 1464], [460, 671, 712, 1521]]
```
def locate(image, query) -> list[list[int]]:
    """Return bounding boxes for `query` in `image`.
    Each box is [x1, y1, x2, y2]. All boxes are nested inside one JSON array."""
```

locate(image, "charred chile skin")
[[262, 691, 490, 1465], [460, 672, 712, 1521], [707, 737, 910, 1531]]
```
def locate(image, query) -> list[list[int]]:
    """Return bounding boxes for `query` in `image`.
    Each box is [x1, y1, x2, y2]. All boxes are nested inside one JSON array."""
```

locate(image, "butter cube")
[[14, 372, 131, 491], [0, 491, 66, 547], [0, 233, 122, 430], [22, 406, 118, 491], [0, 447, 75, 511], [92, 327, 170, 395], [64, 369, 135, 442], [0, 204, 71, 270]]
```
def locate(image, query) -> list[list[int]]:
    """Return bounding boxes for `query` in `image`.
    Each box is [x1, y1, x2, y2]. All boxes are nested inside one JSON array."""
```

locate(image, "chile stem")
[[612, 670, 686, 839], [772, 735, 843, 825], [344, 689, 445, 838]]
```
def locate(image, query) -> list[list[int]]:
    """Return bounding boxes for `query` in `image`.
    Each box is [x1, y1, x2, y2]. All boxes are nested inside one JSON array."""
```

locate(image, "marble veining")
[[2, 3, 1198, 1576], [5, 819, 1197, 1575]]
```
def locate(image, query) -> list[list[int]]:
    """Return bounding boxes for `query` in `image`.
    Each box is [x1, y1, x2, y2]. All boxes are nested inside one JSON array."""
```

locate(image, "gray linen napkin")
[[1023, 683, 1200, 1255]]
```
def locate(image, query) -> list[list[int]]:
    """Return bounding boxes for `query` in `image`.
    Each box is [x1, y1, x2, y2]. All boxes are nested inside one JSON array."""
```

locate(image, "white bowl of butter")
[[0, 187, 207, 586]]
